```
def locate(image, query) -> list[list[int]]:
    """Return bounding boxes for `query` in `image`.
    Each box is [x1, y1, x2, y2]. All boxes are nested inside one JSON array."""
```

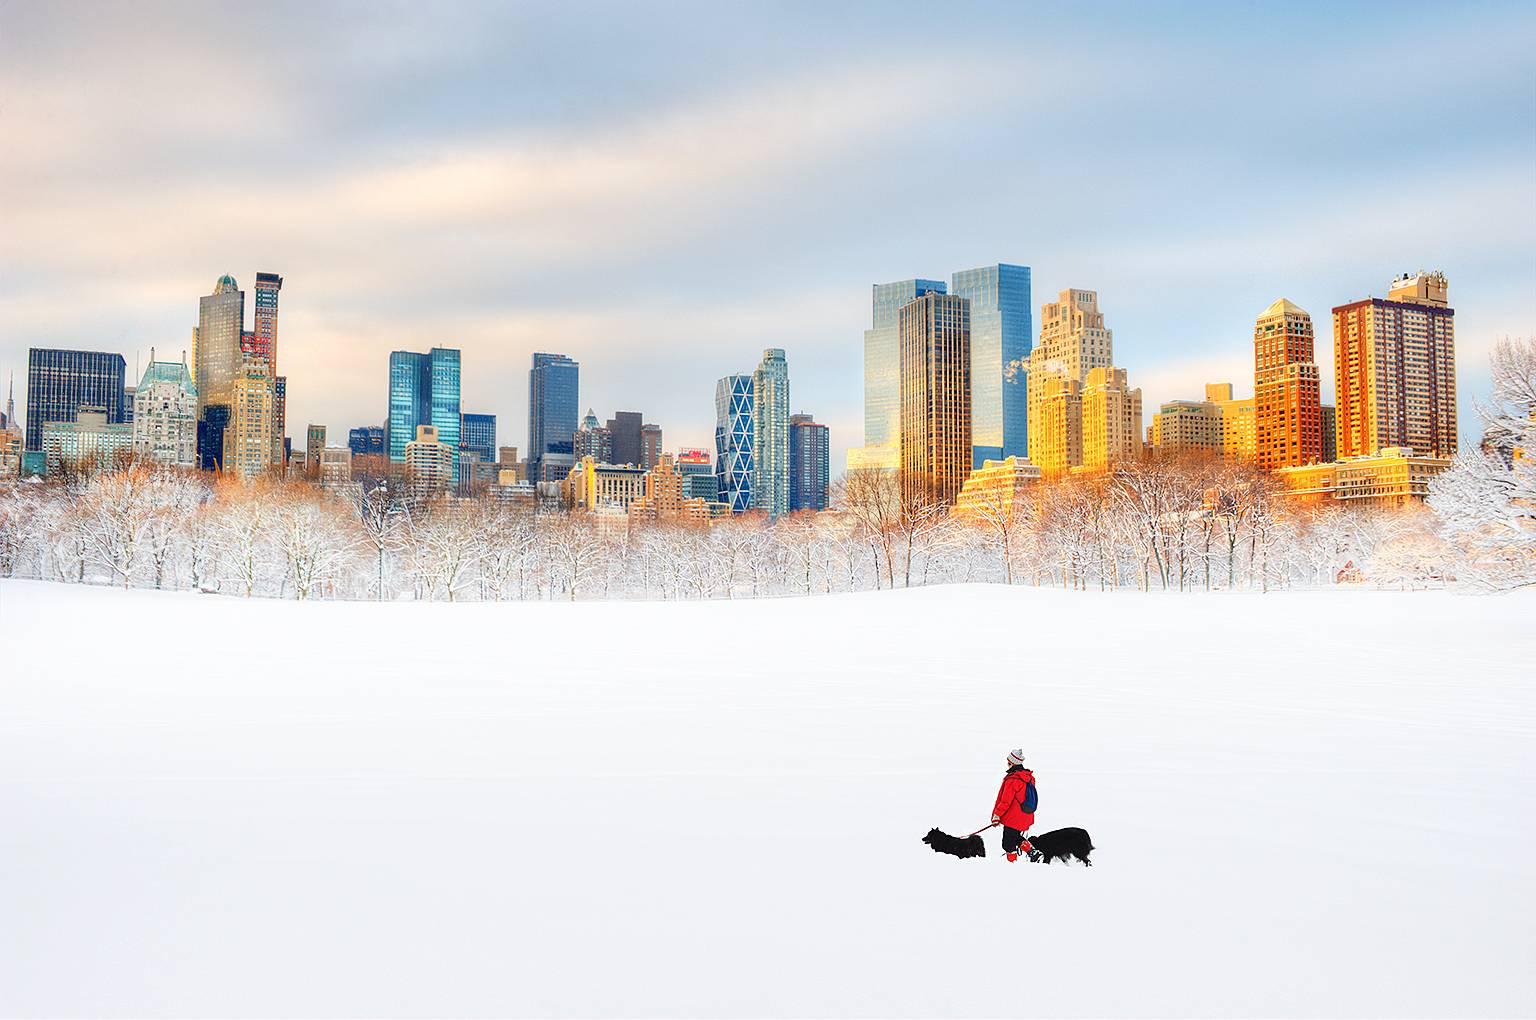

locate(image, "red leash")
[[965, 822, 1001, 838]]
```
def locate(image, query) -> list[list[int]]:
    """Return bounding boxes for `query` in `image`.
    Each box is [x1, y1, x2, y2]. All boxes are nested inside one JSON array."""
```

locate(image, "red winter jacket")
[[992, 767, 1036, 830]]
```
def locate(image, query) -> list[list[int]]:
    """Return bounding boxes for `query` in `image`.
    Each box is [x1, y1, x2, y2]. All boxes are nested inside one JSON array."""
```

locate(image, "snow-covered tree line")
[[2, 339, 1528, 601], [0, 459, 1467, 601]]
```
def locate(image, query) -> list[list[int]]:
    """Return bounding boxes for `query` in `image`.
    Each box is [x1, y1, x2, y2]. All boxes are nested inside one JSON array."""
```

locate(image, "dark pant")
[[1002, 826, 1032, 854]]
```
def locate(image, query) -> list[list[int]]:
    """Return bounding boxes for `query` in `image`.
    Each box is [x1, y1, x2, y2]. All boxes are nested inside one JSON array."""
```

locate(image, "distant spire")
[[5, 371, 12, 425]]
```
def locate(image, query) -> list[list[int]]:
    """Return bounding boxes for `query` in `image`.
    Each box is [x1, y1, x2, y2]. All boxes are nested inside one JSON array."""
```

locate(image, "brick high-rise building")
[[789, 413, 830, 512], [1253, 298, 1322, 471], [606, 410, 643, 466], [224, 358, 278, 479], [1332, 271, 1456, 459], [305, 424, 326, 479], [899, 291, 971, 504], [639, 423, 663, 469]]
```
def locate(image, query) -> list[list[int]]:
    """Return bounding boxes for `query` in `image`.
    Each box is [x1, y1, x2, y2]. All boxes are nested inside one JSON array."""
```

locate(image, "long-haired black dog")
[[922, 827, 986, 859], [1026, 827, 1095, 866]]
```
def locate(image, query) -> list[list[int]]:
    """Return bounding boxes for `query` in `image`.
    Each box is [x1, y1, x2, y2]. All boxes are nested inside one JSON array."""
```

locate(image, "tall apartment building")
[[951, 264, 1031, 467], [25, 348, 127, 451], [860, 278, 946, 465], [1205, 382, 1257, 460], [1026, 363, 1082, 476], [899, 291, 971, 505], [529, 352, 578, 482], [1035, 289, 1113, 382], [1151, 398, 1221, 454], [1320, 405, 1337, 463], [1253, 298, 1322, 471], [252, 273, 283, 462], [131, 355, 198, 467], [714, 374, 754, 512], [405, 424, 454, 499], [639, 423, 663, 469], [789, 413, 830, 512], [1333, 270, 1456, 459], [574, 409, 613, 463], [752, 348, 791, 517], [1081, 367, 1143, 473], [606, 411, 643, 466], [223, 359, 278, 479], [389, 347, 462, 481]]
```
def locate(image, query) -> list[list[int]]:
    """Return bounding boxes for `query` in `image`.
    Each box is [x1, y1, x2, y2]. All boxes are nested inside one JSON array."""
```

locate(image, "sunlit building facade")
[[566, 455, 647, 512], [1205, 382, 1257, 460], [223, 359, 278, 479], [1026, 361, 1082, 476], [1080, 366, 1142, 473], [1254, 298, 1323, 471], [42, 407, 132, 476], [899, 291, 971, 505], [864, 278, 946, 456], [1035, 289, 1113, 383], [951, 263, 1031, 467], [1333, 271, 1456, 460], [1150, 398, 1221, 454], [954, 456, 1042, 517], [405, 424, 454, 499], [196, 274, 244, 420], [1277, 447, 1451, 507]]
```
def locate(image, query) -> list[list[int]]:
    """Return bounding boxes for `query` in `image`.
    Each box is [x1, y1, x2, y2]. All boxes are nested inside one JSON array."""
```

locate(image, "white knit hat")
[[1007, 748, 1026, 767]]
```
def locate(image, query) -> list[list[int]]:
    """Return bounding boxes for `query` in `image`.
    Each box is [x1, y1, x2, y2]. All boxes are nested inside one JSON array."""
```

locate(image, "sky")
[[2, 0, 1533, 468]]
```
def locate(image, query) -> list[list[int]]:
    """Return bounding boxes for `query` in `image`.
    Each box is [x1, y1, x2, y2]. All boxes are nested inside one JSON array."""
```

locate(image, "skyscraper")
[[574, 409, 613, 463], [223, 359, 278, 479], [714, 374, 754, 513], [388, 347, 462, 482], [24, 348, 127, 451], [349, 425, 385, 456], [1254, 298, 1322, 471], [461, 412, 496, 465], [1333, 271, 1456, 460], [606, 411, 643, 466], [1025, 362, 1082, 476], [899, 291, 971, 505], [864, 278, 946, 454], [951, 264, 1032, 467], [306, 424, 326, 479], [1035, 289, 1113, 382], [1080, 367, 1143, 472], [253, 273, 283, 463], [131, 354, 198, 467], [752, 348, 790, 517], [529, 352, 579, 482], [405, 424, 454, 500], [196, 274, 244, 417], [639, 423, 663, 469], [789, 413, 830, 512]]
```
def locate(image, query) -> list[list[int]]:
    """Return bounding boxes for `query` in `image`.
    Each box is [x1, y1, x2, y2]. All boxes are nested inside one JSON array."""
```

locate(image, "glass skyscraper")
[[752, 348, 790, 518], [25, 348, 128, 451], [349, 425, 385, 456], [460, 412, 496, 465], [388, 347, 462, 482], [714, 374, 754, 513], [864, 279, 945, 451], [528, 352, 579, 482], [951, 264, 1032, 467]]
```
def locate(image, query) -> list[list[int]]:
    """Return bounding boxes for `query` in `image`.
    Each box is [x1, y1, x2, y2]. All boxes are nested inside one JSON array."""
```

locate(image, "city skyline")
[[1, 3, 1530, 473]]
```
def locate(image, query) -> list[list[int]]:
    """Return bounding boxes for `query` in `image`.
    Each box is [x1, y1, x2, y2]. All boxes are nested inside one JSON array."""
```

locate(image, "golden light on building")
[[899, 291, 971, 504], [1025, 360, 1081, 476], [954, 456, 1042, 518], [1277, 446, 1451, 507], [1254, 298, 1323, 471]]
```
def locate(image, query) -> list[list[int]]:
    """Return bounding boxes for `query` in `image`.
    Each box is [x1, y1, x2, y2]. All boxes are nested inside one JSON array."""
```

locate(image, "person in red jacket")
[[991, 749, 1037, 862]]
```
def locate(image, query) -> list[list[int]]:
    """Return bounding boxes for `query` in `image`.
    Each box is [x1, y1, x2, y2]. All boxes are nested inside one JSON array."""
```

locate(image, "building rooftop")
[[1260, 297, 1308, 319]]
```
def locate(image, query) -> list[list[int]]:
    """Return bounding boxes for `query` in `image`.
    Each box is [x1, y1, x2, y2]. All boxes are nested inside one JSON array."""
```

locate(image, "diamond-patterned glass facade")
[[714, 374, 754, 513]]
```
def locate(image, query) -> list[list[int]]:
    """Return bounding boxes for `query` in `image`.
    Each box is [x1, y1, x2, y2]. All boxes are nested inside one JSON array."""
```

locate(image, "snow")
[[2, 580, 1533, 1017]]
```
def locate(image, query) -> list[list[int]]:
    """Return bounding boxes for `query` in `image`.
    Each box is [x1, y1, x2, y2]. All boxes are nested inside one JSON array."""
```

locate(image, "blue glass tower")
[[950, 264, 1031, 467], [715, 374, 754, 512], [460, 412, 496, 465], [25, 348, 128, 451], [349, 425, 385, 456], [789, 413, 830, 512], [388, 347, 461, 482], [865, 279, 946, 451], [528, 352, 579, 482]]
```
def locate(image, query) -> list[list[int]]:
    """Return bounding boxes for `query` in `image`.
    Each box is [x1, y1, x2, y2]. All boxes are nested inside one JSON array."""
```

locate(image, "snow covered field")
[[2, 580, 1533, 1018]]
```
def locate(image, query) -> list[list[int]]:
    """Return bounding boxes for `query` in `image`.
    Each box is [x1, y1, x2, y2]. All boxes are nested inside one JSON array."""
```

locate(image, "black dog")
[[922, 827, 986, 859], [1026, 827, 1094, 866]]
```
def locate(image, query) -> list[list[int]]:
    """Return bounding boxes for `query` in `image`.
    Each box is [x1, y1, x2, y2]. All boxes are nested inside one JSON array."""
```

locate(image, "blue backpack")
[[1022, 778, 1038, 813]]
